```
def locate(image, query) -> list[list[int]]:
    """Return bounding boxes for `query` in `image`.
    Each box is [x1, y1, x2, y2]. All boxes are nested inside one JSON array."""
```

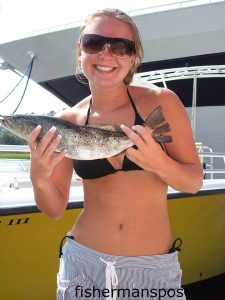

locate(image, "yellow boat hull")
[[0, 191, 225, 300]]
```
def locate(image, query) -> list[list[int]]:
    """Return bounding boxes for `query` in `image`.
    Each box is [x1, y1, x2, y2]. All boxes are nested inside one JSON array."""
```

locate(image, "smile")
[[95, 65, 115, 72]]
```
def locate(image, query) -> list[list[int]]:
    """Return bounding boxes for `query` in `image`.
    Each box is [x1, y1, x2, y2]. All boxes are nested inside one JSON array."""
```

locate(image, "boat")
[[0, 1, 225, 299], [0, 169, 225, 299], [0, 0, 225, 107]]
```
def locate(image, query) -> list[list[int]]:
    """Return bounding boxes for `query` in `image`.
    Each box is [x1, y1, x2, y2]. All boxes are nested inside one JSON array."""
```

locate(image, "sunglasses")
[[80, 34, 136, 58]]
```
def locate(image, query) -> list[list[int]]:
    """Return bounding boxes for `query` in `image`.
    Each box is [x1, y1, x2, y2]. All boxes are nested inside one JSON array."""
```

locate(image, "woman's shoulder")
[[129, 83, 185, 121], [156, 87, 187, 120], [144, 87, 191, 137], [129, 83, 177, 107], [129, 82, 160, 98], [55, 96, 91, 124]]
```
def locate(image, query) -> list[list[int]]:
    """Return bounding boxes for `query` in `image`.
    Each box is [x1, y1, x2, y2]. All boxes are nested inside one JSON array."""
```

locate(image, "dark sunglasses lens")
[[110, 41, 134, 57], [81, 34, 135, 57], [81, 35, 104, 53]]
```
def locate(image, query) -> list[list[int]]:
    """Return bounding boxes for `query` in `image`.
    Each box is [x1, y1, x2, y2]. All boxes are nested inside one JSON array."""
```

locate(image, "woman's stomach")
[[70, 171, 173, 256]]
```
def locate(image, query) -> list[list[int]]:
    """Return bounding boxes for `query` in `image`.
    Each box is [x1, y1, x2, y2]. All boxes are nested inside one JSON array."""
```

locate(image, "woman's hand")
[[121, 124, 166, 173], [28, 125, 66, 186]]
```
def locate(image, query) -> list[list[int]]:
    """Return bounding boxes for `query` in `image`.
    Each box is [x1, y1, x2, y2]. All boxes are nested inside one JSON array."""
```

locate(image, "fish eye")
[[11, 117, 16, 124]]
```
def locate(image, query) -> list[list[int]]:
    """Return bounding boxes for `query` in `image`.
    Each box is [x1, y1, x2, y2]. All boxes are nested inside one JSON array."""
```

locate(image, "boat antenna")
[[0, 52, 36, 113]]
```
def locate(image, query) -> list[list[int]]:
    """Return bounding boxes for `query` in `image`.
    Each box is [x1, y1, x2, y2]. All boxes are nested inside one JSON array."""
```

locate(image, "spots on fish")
[[0, 106, 171, 160]]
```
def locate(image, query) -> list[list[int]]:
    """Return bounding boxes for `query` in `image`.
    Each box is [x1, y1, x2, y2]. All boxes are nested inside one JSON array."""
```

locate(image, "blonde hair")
[[75, 8, 144, 85]]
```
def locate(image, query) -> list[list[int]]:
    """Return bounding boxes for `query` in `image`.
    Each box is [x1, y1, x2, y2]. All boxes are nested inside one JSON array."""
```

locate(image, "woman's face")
[[77, 17, 136, 89]]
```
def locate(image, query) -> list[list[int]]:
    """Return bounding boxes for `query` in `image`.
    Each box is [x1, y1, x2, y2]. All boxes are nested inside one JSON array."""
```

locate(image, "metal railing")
[[134, 65, 225, 140], [135, 66, 225, 180], [134, 65, 225, 85], [197, 144, 225, 179]]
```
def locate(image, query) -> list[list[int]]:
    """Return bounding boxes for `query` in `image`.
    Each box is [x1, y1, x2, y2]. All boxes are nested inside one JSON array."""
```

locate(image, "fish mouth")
[[0, 116, 11, 129]]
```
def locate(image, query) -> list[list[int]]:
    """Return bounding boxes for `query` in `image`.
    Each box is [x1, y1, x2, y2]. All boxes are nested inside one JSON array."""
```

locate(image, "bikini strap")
[[86, 90, 142, 125], [127, 88, 143, 124], [85, 97, 92, 125]]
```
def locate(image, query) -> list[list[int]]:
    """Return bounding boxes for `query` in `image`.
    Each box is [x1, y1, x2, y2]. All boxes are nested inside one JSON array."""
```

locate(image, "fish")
[[0, 105, 172, 160]]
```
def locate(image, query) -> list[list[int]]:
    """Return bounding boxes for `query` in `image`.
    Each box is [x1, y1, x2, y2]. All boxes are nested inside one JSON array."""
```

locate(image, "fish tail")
[[143, 106, 165, 128], [143, 106, 172, 143], [152, 134, 172, 143], [154, 122, 171, 134]]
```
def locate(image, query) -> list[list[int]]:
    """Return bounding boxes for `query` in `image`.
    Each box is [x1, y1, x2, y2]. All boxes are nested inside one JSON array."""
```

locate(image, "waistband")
[[60, 235, 180, 269]]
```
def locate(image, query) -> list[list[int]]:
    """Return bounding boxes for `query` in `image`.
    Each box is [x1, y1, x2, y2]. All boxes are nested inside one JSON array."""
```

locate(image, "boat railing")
[[197, 143, 225, 179], [134, 65, 225, 85], [135, 65, 225, 148]]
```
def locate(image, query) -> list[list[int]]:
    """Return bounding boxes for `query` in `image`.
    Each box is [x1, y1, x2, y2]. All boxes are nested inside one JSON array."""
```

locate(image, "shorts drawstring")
[[168, 237, 183, 254], [59, 235, 74, 258], [100, 257, 118, 300]]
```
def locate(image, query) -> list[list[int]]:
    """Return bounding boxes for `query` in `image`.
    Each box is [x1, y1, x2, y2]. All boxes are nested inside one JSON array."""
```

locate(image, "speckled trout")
[[0, 106, 172, 160]]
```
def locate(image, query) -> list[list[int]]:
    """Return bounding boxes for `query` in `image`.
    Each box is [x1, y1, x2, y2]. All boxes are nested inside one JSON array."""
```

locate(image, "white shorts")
[[57, 236, 186, 300]]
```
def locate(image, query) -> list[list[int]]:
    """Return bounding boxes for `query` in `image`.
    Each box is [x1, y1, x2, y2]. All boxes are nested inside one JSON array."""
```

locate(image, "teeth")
[[96, 65, 114, 72]]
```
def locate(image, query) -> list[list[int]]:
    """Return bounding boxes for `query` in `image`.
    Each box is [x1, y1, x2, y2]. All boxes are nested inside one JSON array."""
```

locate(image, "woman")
[[29, 8, 203, 300]]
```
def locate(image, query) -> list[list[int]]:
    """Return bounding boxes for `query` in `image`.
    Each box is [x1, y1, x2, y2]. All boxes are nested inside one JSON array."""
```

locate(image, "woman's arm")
[[121, 88, 204, 194], [29, 112, 74, 220]]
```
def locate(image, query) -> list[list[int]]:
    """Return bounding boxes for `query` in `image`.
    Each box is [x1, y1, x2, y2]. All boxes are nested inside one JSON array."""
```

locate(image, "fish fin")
[[143, 105, 165, 128], [153, 134, 172, 143], [143, 106, 172, 143], [87, 123, 123, 133], [154, 122, 171, 134]]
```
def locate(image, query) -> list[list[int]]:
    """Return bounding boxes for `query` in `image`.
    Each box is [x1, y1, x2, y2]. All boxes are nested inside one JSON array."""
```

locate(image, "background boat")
[[0, 174, 225, 299]]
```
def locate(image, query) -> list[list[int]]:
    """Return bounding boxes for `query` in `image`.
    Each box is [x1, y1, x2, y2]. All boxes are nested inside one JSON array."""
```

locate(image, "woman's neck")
[[89, 83, 130, 112]]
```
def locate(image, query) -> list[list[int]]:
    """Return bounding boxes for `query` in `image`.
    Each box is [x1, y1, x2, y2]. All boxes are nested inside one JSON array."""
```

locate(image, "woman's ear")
[[77, 41, 82, 57], [130, 53, 137, 68]]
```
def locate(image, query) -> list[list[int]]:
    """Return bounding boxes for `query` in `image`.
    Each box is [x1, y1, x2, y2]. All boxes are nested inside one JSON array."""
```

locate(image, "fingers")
[[29, 125, 65, 161], [28, 125, 41, 151], [120, 124, 145, 148], [44, 134, 63, 160], [131, 125, 154, 144], [49, 149, 67, 170], [121, 124, 154, 148], [36, 126, 57, 154], [125, 146, 139, 160]]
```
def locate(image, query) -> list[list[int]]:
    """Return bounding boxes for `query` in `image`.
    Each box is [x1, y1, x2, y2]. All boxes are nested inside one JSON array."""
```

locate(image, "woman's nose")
[[99, 43, 114, 57]]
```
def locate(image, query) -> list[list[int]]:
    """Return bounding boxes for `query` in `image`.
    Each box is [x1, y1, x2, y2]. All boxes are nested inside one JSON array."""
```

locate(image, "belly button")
[[118, 223, 124, 230]]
